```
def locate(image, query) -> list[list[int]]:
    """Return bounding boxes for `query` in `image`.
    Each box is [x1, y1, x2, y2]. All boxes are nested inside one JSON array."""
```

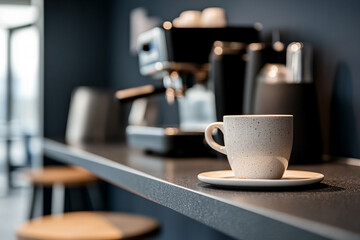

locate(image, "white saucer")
[[198, 170, 324, 188]]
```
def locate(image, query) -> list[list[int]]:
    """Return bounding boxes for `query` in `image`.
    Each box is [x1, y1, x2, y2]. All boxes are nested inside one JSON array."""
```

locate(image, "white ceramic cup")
[[205, 115, 293, 179], [201, 7, 227, 28]]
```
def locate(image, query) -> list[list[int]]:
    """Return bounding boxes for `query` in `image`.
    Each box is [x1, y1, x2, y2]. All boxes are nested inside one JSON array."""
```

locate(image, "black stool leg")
[[42, 186, 52, 216], [86, 183, 104, 211], [64, 187, 72, 212], [80, 186, 92, 210], [29, 185, 39, 219]]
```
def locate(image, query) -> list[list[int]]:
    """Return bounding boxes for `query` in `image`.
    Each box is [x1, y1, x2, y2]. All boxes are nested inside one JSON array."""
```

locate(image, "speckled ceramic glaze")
[[205, 115, 293, 179]]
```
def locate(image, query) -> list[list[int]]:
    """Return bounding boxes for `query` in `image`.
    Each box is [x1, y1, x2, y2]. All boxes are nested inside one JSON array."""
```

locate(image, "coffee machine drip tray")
[[126, 125, 213, 157]]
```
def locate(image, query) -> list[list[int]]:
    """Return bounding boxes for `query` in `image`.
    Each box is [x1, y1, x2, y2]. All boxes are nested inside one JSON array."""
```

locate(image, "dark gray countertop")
[[43, 139, 360, 240]]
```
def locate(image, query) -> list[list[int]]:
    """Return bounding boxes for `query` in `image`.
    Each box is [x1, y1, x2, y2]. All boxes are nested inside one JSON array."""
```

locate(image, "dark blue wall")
[[44, 0, 110, 137], [108, 0, 360, 159]]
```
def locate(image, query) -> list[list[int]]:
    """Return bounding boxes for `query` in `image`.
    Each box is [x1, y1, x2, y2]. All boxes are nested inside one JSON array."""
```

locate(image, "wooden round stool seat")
[[17, 211, 159, 240], [26, 166, 97, 187]]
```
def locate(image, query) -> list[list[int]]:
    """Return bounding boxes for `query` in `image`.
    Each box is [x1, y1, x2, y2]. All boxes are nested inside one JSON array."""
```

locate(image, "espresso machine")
[[122, 24, 259, 155]]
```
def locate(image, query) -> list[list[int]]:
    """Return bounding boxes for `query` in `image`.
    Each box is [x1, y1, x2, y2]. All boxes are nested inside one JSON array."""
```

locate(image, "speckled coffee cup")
[[205, 115, 293, 179]]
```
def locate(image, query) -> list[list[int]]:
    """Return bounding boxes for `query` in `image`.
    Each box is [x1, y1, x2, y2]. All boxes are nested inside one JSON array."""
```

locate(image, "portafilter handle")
[[115, 85, 166, 103]]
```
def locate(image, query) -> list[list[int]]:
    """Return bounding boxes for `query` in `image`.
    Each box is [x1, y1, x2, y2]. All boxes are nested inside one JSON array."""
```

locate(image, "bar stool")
[[18, 87, 160, 239], [26, 165, 99, 219], [17, 211, 159, 240], [26, 87, 120, 218]]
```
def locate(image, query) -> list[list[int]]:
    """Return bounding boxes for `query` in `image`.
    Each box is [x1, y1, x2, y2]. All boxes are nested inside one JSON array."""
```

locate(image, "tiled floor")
[[0, 174, 30, 240]]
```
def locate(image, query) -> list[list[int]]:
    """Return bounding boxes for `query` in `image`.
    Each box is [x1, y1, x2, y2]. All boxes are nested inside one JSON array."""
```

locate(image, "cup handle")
[[205, 122, 227, 155]]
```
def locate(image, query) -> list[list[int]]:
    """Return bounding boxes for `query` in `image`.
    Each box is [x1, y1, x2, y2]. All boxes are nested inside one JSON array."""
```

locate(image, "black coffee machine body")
[[209, 41, 249, 120]]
